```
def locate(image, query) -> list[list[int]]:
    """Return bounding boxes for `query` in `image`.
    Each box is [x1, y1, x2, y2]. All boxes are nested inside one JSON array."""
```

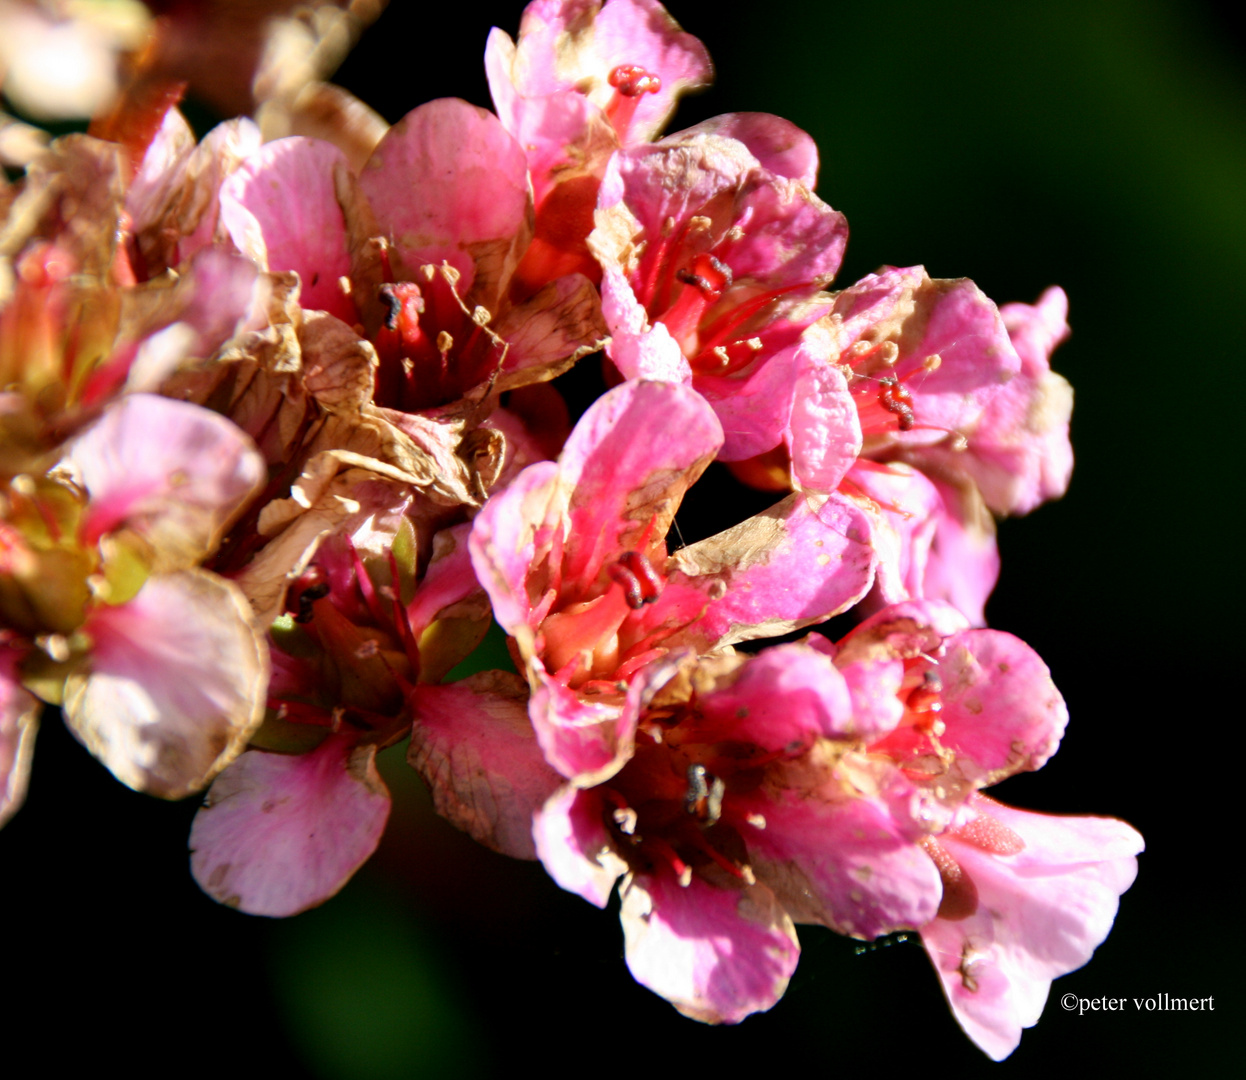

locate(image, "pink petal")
[[743, 784, 944, 939], [533, 784, 628, 908], [922, 797, 1143, 1060], [468, 460, 563, 656], [557, 380, 721, 589], [670, 491, 874, 649], [408, 671, 563, 860], [220, 136, 355, 321], [190, 734, 391, 916], [679, 113, 819, 186], [69, 394, 264, 563], [919, 477, 999, 627], [495, 0, 712, 145], [0, 649, 39, 829], [405, 522, 482, 639], [63, 570, 269, 799], [360, 99, 529, 284], [845, 460, 941, 608], [935, 629, 1069, 779], [526, 649, 685, 784], [785, 334, 861, 491], [620, 871, 800, 1023], [696, 642, 855, 750], [599, 265, 691, 381]]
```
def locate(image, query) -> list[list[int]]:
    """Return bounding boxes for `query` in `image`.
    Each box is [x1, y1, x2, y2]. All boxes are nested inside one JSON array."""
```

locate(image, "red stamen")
[[878, 376, 915, 431]]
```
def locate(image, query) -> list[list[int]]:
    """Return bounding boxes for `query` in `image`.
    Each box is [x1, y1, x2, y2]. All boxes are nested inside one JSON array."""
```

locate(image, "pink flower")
[[486, 0, 712, 291], [902, 286, 1074, 518], [468, 378, 874, 785], [0, 393, 269, 810], [411, 596, 1138, 1046], [218, 99, 606, 415], [190, 475, 489, 916], [589, 120, 857, 491]]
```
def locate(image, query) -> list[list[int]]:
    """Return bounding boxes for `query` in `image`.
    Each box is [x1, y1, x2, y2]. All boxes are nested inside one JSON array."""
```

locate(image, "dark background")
[[4, 1, 1240, 1075]]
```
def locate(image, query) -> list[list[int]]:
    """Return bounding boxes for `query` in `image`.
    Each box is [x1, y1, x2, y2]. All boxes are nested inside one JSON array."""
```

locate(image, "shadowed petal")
[[409, 671, 562, 859]]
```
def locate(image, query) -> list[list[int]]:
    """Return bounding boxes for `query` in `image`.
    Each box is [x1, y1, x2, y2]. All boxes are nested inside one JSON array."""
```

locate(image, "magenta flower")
[[467, 378, 875, 786], [410, 593, 1138, 1048], [0, 393, 269, 816], [921, 794, 1142, 1060], [902, 286, 1074, 518]]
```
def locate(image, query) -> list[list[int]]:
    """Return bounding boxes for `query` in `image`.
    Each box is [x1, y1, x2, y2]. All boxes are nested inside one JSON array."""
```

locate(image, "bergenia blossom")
[[0, 393, 268, 815], [191, 472, 489, 916], [0, 0, 1137, 1063], [467, 378, 875, 784], [412, 594, 1139, 1058]]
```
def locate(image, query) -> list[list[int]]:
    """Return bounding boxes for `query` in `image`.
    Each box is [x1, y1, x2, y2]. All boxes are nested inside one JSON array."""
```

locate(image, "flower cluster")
[[0, 0, 1138, 1061]]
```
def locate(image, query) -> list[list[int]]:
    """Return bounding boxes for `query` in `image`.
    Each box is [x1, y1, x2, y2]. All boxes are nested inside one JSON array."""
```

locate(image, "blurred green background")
[[3, 1, 1239, 1074]]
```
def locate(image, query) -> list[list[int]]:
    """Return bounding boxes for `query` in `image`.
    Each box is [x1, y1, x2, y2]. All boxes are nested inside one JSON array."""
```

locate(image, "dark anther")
[[684, 763, 725, 826], [878, 376, 915, 431], [379, 284, 402, 331], [607, 551, 663, 610], [286, 566, 330, 624], [676, 254, 732, 299]]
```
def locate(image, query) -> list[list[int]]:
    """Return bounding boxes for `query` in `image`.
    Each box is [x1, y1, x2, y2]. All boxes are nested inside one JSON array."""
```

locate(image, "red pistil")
[[607, 550, 664, 610], [605, 64, 662, 133], [608, 64, 662, 97]]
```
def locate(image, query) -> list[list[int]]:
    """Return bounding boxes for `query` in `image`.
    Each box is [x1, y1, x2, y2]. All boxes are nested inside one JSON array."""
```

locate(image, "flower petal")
[[922, 797, 1142, 1060], [620, 871, 800, 1024], [409, 671, 563, 860], [533, 783, 629, 908], [69, 394, 264, 568], [0, 649, 40, 829], [669, 491, 874, 648], [63, 569, 269, 799], [189, 734, 390, 916]]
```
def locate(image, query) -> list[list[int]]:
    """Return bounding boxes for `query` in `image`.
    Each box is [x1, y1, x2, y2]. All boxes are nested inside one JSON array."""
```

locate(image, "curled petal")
[[670, 491, 874, 649], [190, 734, 390, 917], [533, 784, 628, 908], [620, 871, 800, 1024], [922, 797, 1143, 1060]]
